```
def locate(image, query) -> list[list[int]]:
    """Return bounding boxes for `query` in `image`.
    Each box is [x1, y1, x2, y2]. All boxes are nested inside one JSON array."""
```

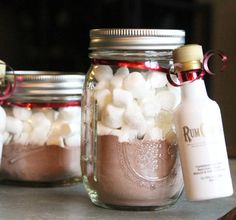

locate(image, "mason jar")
[[81, 29, 185, 210], [1, 71, 85, 186]]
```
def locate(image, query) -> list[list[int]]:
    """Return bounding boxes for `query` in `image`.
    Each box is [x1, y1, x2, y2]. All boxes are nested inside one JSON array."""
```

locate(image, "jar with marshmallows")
[[81, 29, 185, 210], [1, 71, 85, 186]]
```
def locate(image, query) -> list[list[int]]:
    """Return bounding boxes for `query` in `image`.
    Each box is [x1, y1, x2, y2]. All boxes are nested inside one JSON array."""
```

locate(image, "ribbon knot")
[[167, 50, 228, 87]]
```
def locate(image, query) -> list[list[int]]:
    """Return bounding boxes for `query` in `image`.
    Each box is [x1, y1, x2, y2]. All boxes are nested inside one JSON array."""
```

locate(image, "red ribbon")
[[92, 59, 170, 73], [166, 50, 228, 87], [203, 50, 228, 75], [3, 101, 81, 108], [92, 50, 227, 87]]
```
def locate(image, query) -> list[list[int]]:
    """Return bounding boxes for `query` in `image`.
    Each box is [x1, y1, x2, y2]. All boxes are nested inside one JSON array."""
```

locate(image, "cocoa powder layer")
[[87, 135, 183, 206], [1, 144, 81, 182]]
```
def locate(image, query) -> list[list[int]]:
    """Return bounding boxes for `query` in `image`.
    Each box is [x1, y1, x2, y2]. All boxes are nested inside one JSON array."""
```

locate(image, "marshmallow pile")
[[93, 65, 180, 143], [3, 106, 81, 148]]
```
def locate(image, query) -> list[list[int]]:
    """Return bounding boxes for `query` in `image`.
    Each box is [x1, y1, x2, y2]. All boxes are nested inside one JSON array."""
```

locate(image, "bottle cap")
[[0, 60, 6, 78], [173, 44, 203, 71]]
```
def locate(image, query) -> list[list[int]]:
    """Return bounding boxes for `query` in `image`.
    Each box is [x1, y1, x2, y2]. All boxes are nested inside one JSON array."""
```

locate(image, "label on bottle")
[[181, 120, 226, 180]]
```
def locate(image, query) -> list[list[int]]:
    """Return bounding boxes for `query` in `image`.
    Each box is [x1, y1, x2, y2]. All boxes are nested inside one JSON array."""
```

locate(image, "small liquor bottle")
[[173, 44, 233, 201]]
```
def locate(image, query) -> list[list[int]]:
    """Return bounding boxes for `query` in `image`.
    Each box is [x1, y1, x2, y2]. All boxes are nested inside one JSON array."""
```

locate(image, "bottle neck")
[[176, 68, 208, 100], [181, 78, 208, 100]]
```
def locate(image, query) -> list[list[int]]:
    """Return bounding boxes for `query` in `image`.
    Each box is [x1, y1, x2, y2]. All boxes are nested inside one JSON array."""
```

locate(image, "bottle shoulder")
[[175, 98, 220, 115]]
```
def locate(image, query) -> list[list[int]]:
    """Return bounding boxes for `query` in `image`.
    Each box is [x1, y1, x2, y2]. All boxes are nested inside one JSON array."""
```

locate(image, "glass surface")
[[1, 104, 82, 186], [81, 51, 183, 210]]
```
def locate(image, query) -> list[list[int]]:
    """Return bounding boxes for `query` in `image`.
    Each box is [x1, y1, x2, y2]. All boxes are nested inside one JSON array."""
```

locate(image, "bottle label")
[[182, 122, 221, 144], [177, 116, 233, 199]]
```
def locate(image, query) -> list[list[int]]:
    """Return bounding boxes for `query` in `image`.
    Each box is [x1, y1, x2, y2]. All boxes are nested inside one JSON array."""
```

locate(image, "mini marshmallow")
[[114, 67, 129, 78], [14, 132, 29, 145], [140, 71, 148, 80], [144, 81, 156, 97], [13, 133, 21, 142], [0, 106, 6, 132], [112, 88, 133, 108], [93, 65, 113, 82], [146, 71, 168, 89], [110, 75, 123, 89], [137, 125, 147, 140], [13, 106, 32, 121], [29, 126, 50, 145], [144, 127, 163, 141], [58, 107, 81, 122], [23, 122, 32, 133], [123, 72, 148, 99], [3, 132, 12, 145], [146, 118, 155, 129], [156, 110, 173, 128], [65, 134, 81, 148], [114, 125, 142, 142], [110, 129, 124, 141], [29, 112, 51, 128], [47, 135, 65, 148], [155, 110, 173, 136], [115, 132, 128, 142], [41, 108, 59, 122], [97, 122, 112, 136], [139, 96, 161, 118], [53, 121, 81, 138], [124, 101, 145, 129], [95, 80, 110, 90], [156, 90, 177, 111], [110, 127, 138, 142], [6, 116, 23, 135], [120, 126, 138, 142], [101, 104, 124, 129], [49, 119, 71, 137], [67, 122, 80, 135], [94, 89, 112, 110]]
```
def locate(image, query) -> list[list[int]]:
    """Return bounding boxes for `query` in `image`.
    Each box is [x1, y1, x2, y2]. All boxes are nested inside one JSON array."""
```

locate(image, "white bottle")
[[173, 44, 233, 201]]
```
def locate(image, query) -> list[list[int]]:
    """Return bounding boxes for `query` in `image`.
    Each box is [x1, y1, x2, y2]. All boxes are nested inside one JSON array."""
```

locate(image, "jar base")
[[94, 202, 176, 211], [84, 180, 182, 211]]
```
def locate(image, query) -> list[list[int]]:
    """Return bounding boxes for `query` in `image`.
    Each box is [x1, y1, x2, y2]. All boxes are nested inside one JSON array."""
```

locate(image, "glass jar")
[[1, 71, 85, 186], [81, 29, 185, 210]]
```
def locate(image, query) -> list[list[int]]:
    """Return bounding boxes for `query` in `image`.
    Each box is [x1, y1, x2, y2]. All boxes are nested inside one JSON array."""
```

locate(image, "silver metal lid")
[[6, 71, 85, 102], [89, 29, 185, 50]]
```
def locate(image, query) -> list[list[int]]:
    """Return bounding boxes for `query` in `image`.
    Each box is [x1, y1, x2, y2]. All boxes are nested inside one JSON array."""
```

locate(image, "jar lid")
[[89, 28, 185, 50], [6, 71, 85, 102]]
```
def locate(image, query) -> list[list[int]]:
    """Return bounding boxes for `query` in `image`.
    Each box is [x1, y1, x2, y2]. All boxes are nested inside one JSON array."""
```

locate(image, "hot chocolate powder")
[[87, 135, 183, 206], [1, 144, 81, 183]]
